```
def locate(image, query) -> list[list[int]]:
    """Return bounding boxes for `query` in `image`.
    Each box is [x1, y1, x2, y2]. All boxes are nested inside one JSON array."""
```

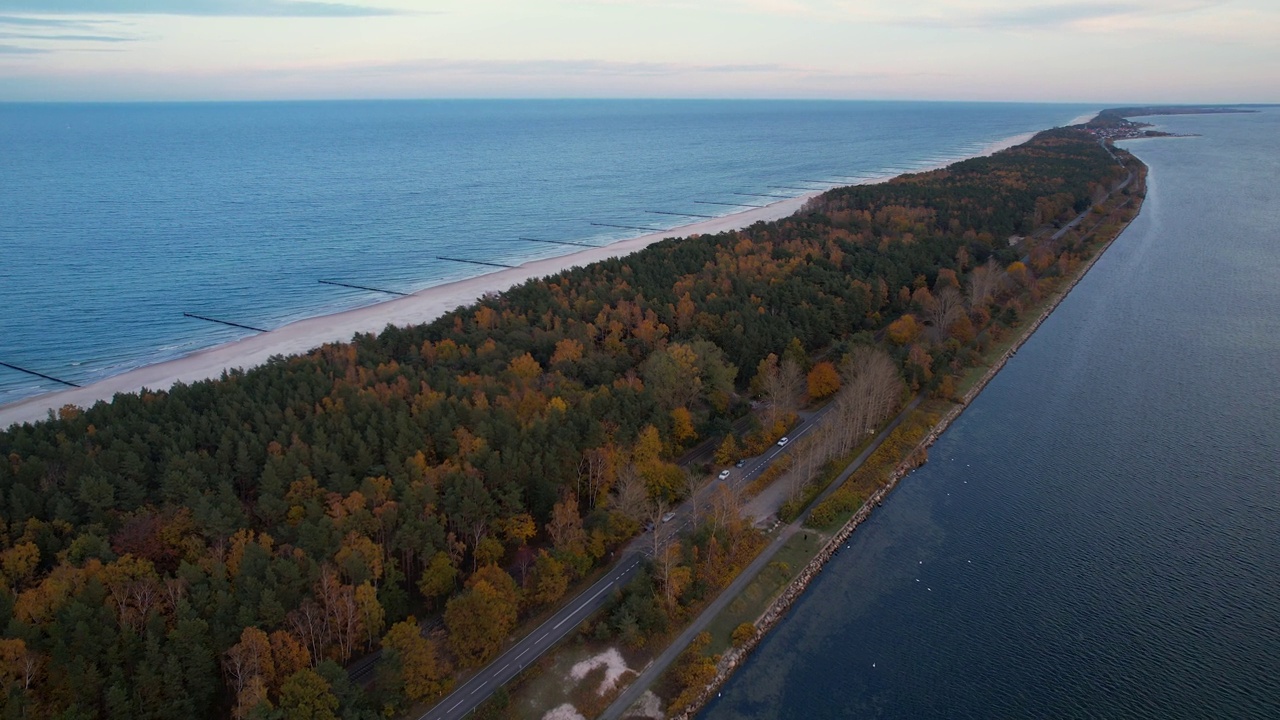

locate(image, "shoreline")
[[0, 130, 1039, 430], [673, 152, 1145, 719]]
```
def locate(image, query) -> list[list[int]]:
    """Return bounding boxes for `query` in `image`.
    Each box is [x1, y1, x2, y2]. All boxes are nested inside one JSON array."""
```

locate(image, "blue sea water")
[[700, 109, 1280, 718], [0, 100, 1090, 405]]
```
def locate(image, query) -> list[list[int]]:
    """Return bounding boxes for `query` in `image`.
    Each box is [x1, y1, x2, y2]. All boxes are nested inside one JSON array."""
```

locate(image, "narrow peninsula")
[[0, 115, 1154, 720]]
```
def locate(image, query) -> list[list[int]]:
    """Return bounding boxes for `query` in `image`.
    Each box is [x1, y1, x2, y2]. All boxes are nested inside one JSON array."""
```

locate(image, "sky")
[[0, 0, 1275, 102]]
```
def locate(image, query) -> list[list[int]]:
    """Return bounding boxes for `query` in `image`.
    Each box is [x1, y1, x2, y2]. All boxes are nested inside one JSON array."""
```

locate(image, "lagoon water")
[[0, 100, 1090, 406], [700, 109, 1280, 718]]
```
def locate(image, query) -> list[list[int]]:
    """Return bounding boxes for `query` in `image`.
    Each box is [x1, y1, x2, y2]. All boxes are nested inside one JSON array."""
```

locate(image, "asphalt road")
[[415, 555, 643, 720], [1052, 142, 1132, 243], [413, 408, 837, 720]]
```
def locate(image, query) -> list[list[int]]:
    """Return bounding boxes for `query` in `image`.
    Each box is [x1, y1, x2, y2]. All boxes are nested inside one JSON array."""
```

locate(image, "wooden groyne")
[[693, 201, 765, 208], [317, 280, 409, 296], [182, 313, 268, 333], [435, 256, 517, 269], [590, 222, 665, 232], [515, 237, 600, 248], [645, 211, 716, 219], [0, 361, 80, 388]]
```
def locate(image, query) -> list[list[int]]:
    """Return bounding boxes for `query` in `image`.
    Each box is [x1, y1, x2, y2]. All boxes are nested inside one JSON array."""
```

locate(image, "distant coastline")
[[0, 131, 1038, 429], [1081, 105, 1256, 141]]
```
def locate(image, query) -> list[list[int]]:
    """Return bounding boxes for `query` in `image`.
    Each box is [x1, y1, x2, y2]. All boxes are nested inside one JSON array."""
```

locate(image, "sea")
[[700, 109, 1280, 718], [0, 100, 1092, 406]]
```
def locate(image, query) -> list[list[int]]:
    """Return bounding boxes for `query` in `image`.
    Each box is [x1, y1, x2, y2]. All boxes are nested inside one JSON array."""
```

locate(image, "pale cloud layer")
[[0, 0, 1274, 101], [0, 0, 400, 16]]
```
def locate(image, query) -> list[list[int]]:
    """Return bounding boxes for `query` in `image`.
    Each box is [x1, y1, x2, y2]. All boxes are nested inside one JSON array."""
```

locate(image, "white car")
[[718, 469, 731, 480], [777, 436, 790, 447], [662, 511, 677, 523]]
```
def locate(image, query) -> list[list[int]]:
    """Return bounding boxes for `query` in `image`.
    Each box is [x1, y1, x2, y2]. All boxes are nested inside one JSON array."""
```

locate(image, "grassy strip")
[[701, 532, 823, 656], [805, 411, 938, 529]]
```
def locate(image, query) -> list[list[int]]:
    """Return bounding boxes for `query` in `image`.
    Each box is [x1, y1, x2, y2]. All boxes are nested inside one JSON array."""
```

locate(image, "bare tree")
[[325, 582, 362, 664], [18, 647, 38, 691], [924, 285, 965, 343], [709, 483, 743, 533], [647, 496, 672, 561], [577, 447, 612, 509], [612, 464, 649, 524], [966, 258, 1007, 309], [683, 468, 707, 526], [775, 358, 804, 418], [222, 638, 262, 699], [287, 598, 327, 667], [835, 347, 904, 453], [786, 432, 822, 503], [654, 539, 685, 610], [758, 355, 804, 427]]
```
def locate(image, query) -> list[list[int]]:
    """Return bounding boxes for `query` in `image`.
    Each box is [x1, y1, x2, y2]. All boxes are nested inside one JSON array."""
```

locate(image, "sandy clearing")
[[542, 703, 587, 720], [570, 647, 631, 695]]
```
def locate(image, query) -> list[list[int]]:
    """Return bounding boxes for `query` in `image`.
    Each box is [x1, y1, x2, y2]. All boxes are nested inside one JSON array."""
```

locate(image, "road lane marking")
[[471, 681, 486, 694], [448, 700, 463, 711], [554, 580, 615, 629], [516, 647, 530, 659], [500, 663, 509, 673]]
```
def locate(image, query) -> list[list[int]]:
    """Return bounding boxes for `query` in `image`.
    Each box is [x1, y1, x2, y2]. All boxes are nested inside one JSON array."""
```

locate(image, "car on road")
[[662, 511, 677, 523], [718, 469, 731, 480], [777, 436, 790, 447], [735, 459, 746, 468]]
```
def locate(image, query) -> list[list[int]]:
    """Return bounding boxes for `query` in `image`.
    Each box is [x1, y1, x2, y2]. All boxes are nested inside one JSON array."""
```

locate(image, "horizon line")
[[0, 96, 1273, 106]]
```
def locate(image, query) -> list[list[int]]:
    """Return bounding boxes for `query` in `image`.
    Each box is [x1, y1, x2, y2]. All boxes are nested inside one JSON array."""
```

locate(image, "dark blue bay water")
[[0, 100, 1090, 405], [700, 109, 1280, 718]]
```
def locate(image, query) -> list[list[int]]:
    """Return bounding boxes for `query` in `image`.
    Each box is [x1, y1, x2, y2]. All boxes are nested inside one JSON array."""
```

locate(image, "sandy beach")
[[0, 131, 1039, 430], [1067, 111, 1100, 126]]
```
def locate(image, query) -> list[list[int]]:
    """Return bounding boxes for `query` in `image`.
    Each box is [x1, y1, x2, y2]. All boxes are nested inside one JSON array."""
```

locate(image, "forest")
[[0, 126, 1131, 719]]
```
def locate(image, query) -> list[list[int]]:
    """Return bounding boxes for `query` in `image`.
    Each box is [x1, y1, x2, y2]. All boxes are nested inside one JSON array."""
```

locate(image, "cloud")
[[331, 56, 936, 84], [0, 31, 134, 41], [879, 0, 1228, 30], [0, 0, 400, 17], [0, 15, 138, 46], [0, 14, 101, 26], [424, 58, 789, 77], [582, 0, 1232, 31]]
